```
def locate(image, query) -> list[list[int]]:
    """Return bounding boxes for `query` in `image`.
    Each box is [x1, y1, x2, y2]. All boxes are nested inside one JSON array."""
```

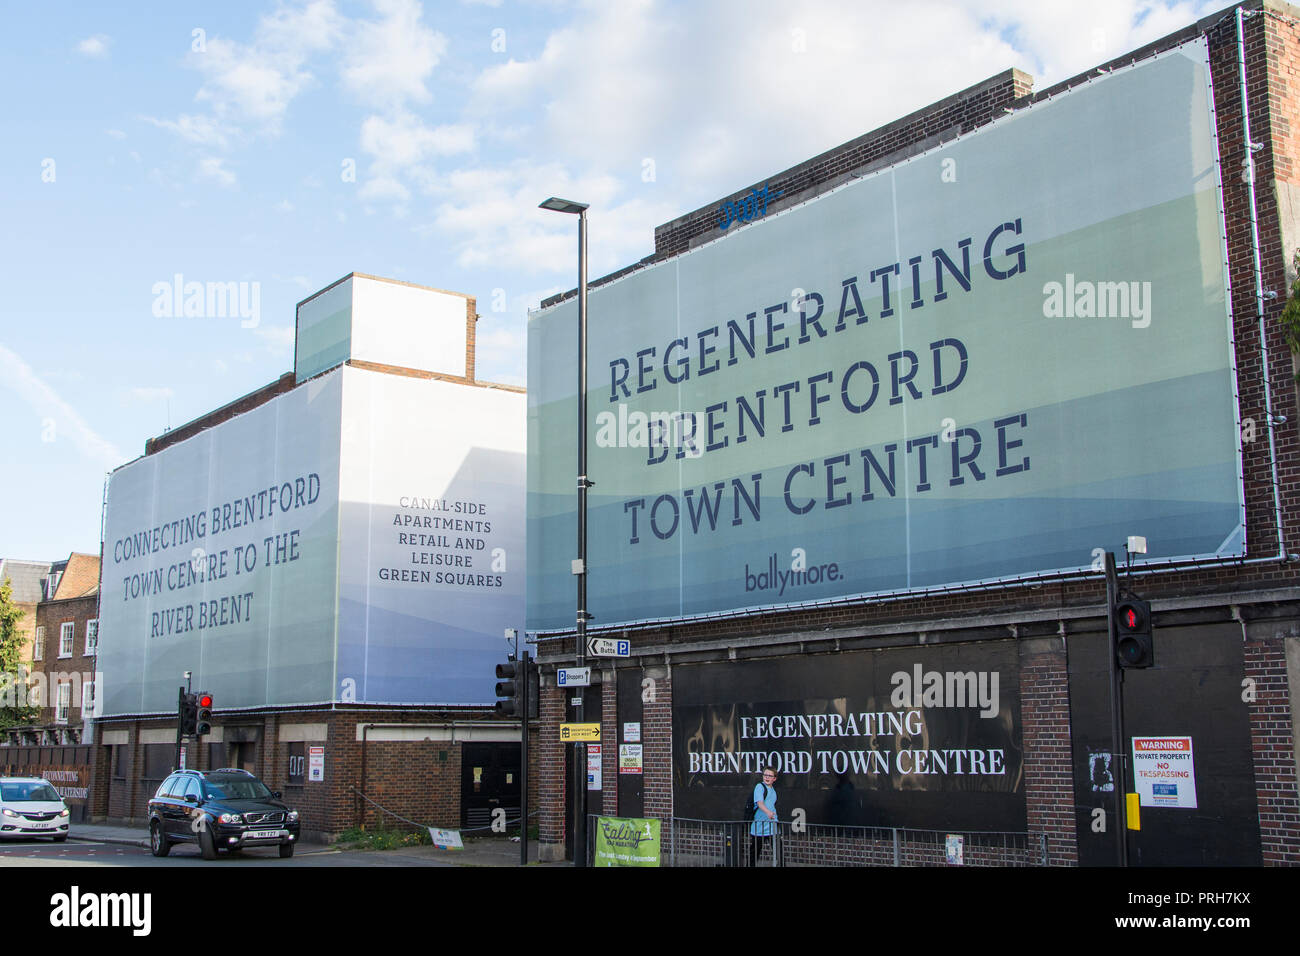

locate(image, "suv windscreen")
[[1, 782, 61, 802], [203, 775, 272, 800]]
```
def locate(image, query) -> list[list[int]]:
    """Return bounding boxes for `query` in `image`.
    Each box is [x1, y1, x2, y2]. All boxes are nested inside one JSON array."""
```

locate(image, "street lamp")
[[539, 196, 591, 868]]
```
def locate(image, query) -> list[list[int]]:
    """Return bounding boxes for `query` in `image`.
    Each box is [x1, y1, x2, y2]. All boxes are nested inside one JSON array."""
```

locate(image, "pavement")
[[67, 822, 562, 866]]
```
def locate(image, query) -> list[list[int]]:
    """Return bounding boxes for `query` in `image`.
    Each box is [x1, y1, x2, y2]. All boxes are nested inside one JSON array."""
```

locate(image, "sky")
[[0, 0, 1223, 561]]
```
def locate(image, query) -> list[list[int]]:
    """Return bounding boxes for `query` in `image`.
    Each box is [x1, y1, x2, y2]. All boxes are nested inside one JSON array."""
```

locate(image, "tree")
[[0, 576, 40, 732]]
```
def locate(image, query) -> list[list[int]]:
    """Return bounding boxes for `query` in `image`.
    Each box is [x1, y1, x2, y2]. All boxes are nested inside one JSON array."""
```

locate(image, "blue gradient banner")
[[527, 41, 1240, 632]]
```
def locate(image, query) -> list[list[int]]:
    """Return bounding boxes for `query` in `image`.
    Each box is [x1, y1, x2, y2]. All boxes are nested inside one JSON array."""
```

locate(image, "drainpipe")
[[1237, 5, 1290, 562]]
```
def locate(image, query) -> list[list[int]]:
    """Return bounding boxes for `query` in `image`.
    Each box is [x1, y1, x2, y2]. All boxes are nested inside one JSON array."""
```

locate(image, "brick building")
[[0, 557, 53, 676], [18, 553, 100, 744], [87, 273, 533, 841], [529, 2, 1300, 866]]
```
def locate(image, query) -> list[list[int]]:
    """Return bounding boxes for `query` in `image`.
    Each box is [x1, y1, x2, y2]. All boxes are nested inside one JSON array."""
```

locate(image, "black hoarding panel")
[[672, 642, 1026, 832], [1067, 621, 1261, 866]]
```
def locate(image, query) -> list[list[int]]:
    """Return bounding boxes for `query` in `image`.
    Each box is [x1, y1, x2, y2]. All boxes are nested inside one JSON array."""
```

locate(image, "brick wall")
[[32, 594, 100, 732], [91, 707, 520, 840], [1246, 625, 1300, 862], [538, 678, 566, 856], [1020, 637, 1079, 865]]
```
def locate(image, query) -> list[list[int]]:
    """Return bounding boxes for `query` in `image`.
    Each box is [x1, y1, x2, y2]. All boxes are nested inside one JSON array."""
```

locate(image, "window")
[[33, 626, 44, 661], [84, 619, 98, 655], [45, 572, 61, 600], [58, 622, 73, 658], [56, 683, 72, 724], [81, 680, 95, 715]]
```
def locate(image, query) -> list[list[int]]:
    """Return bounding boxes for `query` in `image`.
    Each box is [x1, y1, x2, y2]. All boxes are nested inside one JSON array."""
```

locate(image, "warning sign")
[[1131, 736, 1197, 809]]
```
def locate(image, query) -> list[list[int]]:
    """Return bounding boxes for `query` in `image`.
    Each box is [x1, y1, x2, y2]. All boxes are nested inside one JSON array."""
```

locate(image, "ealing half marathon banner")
[[526, 39, 1240, 630], [673, 643, 1025, 831]]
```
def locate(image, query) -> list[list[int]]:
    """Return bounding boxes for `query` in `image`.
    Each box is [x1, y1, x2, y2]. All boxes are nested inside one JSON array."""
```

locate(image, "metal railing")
[[661, 818, 1046, 867]]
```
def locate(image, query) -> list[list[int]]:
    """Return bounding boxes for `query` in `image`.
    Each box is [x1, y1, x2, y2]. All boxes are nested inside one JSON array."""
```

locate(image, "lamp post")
[[539, 196, 591, 867]]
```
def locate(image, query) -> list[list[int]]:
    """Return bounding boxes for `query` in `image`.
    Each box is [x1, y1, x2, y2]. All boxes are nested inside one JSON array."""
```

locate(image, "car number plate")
[[245, 829, 279, 840], [29, 821, 54, 828]]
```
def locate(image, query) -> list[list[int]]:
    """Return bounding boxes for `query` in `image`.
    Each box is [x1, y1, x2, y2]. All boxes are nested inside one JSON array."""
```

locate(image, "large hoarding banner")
[[527, 40, 1240, 631], [100, 373, 344, 714], [99, 366, 525, 714], [673, 643, 1025, 831], [336, 372, 525, 705]]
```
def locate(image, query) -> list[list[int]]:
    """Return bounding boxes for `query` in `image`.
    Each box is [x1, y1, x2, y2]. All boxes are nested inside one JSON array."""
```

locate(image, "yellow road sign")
[[559, 722, 601, 742]]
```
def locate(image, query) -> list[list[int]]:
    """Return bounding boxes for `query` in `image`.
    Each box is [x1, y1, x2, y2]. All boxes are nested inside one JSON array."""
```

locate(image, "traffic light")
[[1115, 596, 1154, 669], [195, 692, 214, 735], [179, 692, 198, 736], [495, 662, 521, 717]]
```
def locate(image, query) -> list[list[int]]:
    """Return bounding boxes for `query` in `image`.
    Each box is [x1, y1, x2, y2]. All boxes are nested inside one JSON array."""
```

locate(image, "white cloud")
[[142, 113, 234, 149], [105, 128, 126, 140], [152, 0, 344, 148], [466, 0, 1222, 225], [0, 343, 126, 469], [977, 0, 1218, 81], [356, 110, 475, 209], [197, 156, 236, 187], [341, 0, 448, 110], [77, 35, 111, 57], [360, 112, 474, 166]]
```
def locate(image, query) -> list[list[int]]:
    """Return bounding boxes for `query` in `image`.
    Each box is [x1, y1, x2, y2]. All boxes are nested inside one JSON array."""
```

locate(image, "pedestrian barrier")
[[661, 817, 1046, 867]]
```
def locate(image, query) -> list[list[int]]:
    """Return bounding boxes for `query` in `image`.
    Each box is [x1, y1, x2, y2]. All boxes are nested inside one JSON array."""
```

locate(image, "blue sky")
[[0, 0, 1219, 560]]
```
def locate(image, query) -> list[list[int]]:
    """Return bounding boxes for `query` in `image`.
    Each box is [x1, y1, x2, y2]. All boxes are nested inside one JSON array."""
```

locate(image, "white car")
[[0, 777, 70, 842]]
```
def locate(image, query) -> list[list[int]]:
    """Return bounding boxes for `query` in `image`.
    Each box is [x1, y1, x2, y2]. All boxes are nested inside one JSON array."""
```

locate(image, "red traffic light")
[[1116, 601, 1148, 632], [198, 694, 212, 708]]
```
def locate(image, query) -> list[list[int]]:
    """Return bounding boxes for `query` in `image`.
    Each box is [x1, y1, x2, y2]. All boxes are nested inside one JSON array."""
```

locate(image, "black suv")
[[148, 768, 300, 859]]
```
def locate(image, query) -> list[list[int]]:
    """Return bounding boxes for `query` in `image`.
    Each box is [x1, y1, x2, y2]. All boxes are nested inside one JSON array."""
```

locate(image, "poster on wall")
[[527, 39, 1240, 632], [673, 642, 1025, 831], [1131, 736, 1198, 808], [99, 365, 525, 714], [99, 372, 345, 715], [335, 371, 525, 706]]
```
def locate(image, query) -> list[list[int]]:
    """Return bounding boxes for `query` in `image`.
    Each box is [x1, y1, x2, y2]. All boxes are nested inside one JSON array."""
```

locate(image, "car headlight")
[[1, 808, 18, 818], [58, 808, 70, 818], [219, 813, 243, 824], [287, 811, 299, 822]]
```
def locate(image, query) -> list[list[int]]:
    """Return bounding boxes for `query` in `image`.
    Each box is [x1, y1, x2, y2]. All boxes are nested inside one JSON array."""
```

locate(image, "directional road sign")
[[587, 638, 630, 657], [560, 722, 601, 743], [557, 666, 591, 687]]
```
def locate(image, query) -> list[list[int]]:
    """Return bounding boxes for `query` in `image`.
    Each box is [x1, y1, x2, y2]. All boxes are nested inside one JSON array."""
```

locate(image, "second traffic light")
[[195, 692, 214, 735], [179, 692, 198, 736], [1115, 596, 1154, 669], [495, 659, 538, 719]]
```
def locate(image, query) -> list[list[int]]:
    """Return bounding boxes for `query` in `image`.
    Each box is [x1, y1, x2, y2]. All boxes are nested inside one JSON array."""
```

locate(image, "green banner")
[[594, 817, 661, 867]]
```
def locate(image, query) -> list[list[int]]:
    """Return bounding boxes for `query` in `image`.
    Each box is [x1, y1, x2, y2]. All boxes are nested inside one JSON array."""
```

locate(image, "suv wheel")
[[150, 820, 171, 857], [199, 824, 218, 860], [279, 842, 295, 858], [53, 834, 67, 843]]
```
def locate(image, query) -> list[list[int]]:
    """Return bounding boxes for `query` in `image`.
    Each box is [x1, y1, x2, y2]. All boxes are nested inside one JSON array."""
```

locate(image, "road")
[[0, 838, 458, 867]]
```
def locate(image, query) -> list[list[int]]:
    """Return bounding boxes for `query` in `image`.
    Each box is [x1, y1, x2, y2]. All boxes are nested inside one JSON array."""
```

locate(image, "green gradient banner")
[[527, 41, 1241, 631]]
